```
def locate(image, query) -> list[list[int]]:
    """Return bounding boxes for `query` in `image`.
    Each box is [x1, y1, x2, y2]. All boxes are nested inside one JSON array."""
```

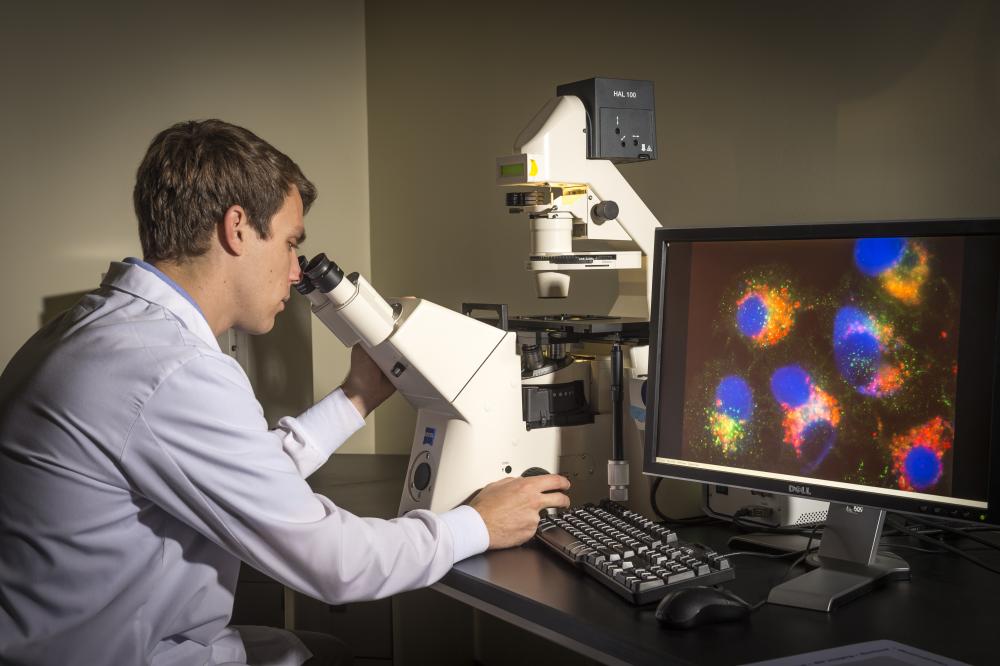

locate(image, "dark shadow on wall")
[[41, 291, 91, 328]]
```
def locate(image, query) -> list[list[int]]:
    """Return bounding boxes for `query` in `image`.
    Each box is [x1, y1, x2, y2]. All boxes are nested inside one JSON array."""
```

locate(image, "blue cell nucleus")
[[770, 365, 811, 408], [737, 294, 768, 338], [854, 237, 906, 277], [835, 331, 881, 387], [715, 376, 753, 421], [904, 446, 942, 491], [833, 307, 882, 388]]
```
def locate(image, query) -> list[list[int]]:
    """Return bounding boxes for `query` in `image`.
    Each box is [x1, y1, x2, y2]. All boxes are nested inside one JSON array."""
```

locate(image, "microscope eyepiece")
[[303, 253, 345, 293], [294, 255, 316, 295]]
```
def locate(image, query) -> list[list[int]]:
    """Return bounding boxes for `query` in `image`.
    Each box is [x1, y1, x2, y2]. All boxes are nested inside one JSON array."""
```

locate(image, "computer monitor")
[[643, 219, 1000, 611]]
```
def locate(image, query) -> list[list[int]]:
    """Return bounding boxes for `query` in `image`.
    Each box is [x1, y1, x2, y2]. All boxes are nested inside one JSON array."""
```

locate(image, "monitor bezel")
[[643, 218, 1000, 526]]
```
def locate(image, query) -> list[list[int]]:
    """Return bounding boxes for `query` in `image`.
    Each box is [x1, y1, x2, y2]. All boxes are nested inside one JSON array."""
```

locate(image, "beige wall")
[[0, 0, 378, 452], [365, 0, 1000, 454]]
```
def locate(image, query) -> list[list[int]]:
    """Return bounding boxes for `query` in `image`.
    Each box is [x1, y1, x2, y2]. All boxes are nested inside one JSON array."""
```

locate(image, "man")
[[0, 120, 570, 665]]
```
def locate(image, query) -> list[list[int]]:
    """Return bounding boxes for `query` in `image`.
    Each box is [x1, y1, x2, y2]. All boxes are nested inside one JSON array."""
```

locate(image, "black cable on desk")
[[723, 549, 809, 560], [891, 513, 1000, 553], [886, 517, 1000, 576], [877, 542, 947, 555], [777, 523, 822, 584]]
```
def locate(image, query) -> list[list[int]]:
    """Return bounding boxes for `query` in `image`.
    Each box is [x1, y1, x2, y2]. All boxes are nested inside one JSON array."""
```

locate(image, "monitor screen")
[[644, 220, 1000, 524]]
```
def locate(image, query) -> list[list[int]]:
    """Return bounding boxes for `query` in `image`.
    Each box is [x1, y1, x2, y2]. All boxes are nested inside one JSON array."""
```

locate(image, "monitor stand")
[[767, 503, 910, 612]]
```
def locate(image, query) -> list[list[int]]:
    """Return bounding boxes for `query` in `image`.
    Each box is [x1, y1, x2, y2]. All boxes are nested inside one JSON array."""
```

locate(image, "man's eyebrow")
[[292, 230, 306, 244]]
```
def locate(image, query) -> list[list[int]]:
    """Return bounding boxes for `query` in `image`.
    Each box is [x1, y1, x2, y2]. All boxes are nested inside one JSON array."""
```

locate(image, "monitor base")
[[766, 504, 910, 612], [767, 553, 910, 612]]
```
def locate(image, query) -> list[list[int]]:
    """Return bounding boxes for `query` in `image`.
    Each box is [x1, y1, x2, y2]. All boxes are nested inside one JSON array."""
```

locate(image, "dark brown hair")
[[133, 119, 317, 262]]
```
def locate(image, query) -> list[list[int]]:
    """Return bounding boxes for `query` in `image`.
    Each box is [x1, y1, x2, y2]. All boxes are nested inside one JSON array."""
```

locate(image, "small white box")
[[706, 485, 828, 527]]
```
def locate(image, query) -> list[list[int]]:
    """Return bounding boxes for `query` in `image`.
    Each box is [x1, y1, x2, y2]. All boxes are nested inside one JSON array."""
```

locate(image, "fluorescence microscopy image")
[[679, 235, 962, 497], [855, 237, 929, 305], [832, 306, 908, 398], [709, 375, 754, 456], [890, 416, 953, 492], [770, 365, 842, 474], [735, 281, 800, 347]]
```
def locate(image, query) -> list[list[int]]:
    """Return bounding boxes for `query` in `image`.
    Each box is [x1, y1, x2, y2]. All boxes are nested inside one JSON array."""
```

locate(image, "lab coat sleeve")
[[275, 387, 366, 478], [120, 352, 489, 604]]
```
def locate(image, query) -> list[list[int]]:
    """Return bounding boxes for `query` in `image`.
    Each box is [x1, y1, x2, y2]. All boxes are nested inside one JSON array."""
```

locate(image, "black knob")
[[413, 462, 432, 490], [303, 253, 345, 293], [591, 200, 619, 223]]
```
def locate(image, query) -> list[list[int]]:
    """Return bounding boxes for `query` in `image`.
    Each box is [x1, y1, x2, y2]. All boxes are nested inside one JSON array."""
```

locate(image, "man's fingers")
[[539, 491, 572, 510], [528, 473, 571, 493]]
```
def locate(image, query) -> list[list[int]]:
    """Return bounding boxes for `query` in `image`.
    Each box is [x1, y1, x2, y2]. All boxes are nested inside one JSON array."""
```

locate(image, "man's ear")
[[219, 205, 249, 256]]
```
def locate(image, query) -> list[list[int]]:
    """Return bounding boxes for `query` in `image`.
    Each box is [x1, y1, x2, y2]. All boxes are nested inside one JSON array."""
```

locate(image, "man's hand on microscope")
[[340, 345, 396, 418]]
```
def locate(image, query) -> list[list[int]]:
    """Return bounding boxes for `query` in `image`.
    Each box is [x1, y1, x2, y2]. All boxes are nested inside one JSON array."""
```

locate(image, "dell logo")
[[788, 484, 812, 496]]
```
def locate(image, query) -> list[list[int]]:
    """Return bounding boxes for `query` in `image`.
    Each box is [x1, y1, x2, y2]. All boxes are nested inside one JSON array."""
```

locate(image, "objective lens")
[[523, 344, 544, 371]]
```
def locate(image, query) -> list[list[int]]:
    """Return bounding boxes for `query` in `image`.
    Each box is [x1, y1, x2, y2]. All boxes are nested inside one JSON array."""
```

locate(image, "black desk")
[[435, 523, 1000, 665]]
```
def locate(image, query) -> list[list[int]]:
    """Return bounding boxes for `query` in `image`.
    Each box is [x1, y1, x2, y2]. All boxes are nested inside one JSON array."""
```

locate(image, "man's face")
[[237, 189, 305, 335]]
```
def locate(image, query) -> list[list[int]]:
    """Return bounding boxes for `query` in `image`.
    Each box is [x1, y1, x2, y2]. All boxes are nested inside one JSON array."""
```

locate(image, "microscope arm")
[[502, 95, 662, 319]]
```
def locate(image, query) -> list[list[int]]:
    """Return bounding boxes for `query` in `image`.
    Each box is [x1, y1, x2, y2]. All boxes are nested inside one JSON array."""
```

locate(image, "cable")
[[877, 543, 947, 555], [649, 477, 717, 526], [891, 513, 1000, 553], [886, 517, 1000, 576], [723, 549, 809, 560], [777, 523, 822, 584], [720, 588, 768, 613]]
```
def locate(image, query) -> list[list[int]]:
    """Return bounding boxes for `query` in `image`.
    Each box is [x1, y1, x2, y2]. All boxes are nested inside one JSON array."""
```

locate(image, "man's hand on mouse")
[[468, 474, 571, 549]]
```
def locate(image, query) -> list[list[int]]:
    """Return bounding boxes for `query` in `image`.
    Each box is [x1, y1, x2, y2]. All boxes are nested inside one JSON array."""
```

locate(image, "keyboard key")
[[667, 570, 696, 584]]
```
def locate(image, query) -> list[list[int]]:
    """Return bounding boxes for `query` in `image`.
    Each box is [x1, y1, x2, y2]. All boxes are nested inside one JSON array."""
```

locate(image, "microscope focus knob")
[[591, 200, 619, 223], [413, 462, 432, 490]]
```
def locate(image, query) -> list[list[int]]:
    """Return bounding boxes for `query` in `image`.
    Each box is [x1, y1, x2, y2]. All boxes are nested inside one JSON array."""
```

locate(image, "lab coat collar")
[[102, 261, 221, 353]]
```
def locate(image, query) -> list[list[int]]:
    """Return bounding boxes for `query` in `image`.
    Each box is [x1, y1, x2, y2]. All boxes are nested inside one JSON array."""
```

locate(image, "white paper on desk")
[[741, 639, 970, 666]]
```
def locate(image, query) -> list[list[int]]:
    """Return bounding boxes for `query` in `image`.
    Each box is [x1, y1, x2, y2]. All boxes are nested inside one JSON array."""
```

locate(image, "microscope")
[[298, 78, 664, 516], [294, 254, 558, 514], [492, 77, 662, 504]]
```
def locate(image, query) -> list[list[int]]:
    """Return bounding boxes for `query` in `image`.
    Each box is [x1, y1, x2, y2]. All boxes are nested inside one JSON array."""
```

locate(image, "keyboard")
[[535, 500, 735, 605]]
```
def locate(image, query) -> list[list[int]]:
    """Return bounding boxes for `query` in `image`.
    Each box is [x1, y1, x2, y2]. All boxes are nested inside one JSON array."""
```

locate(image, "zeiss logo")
[[788, 484, 812, 496]]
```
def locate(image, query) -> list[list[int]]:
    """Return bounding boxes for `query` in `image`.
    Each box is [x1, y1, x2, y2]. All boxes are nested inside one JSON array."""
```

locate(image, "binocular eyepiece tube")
[[295, 253, 396, 348]]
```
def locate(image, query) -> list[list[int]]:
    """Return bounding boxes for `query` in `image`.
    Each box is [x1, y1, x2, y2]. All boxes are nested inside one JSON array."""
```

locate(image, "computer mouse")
[[654, 585, 751, 629]]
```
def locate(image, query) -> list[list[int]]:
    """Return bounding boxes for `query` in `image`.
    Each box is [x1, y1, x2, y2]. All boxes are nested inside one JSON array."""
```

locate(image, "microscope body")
[[378, 298, 558, 514], [298, 262, 558, 514]]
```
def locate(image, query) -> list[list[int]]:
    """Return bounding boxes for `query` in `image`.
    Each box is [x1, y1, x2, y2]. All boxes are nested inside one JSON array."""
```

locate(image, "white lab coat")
[[0, 261, 488, 665]]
